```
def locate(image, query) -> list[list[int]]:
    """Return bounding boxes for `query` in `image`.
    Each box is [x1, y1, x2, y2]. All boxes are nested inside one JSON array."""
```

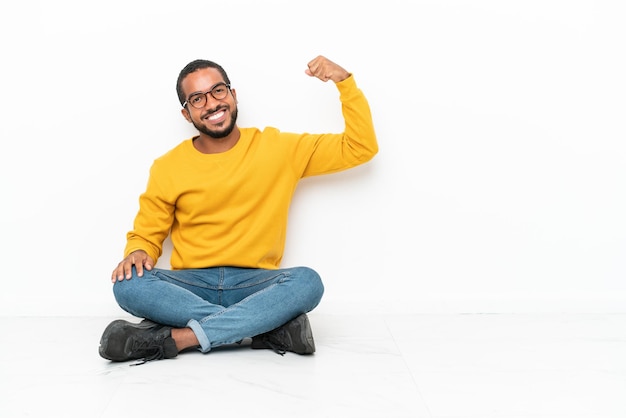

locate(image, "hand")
[[305, 55, 350, 83], [111, 250, 154, 282]]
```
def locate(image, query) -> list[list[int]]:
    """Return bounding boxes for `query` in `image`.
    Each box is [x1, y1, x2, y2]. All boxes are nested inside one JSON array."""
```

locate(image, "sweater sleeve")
[[298, 74, 378, 177], [123, 162, 175, 263]]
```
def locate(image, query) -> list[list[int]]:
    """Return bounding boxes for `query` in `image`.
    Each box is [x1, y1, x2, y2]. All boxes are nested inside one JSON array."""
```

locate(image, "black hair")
[[176, 59, 231, 106]]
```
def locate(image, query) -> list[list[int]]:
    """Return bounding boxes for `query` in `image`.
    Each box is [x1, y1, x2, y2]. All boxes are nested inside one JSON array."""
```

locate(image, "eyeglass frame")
[[182, 82, 232, 109]]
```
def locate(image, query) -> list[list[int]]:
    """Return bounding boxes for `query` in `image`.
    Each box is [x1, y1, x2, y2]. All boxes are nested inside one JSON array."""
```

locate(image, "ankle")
[[171, 327, 200, 351]]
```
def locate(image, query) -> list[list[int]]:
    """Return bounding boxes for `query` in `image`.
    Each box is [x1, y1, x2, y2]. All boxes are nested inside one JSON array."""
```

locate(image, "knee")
[[112, 278, 134, 307], [112, 270, 145, 307], [292, 266, 324, 304]]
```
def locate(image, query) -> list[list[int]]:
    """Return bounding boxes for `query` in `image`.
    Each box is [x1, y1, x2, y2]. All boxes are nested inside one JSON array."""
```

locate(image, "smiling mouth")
[[205, 110, 225, 121]]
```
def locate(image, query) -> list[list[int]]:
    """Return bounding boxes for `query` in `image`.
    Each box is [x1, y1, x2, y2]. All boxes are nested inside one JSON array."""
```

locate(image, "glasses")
[[183, 83, 231, 108]]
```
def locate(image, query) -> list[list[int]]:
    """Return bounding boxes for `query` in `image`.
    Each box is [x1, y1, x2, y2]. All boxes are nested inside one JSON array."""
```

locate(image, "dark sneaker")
[[99, 319, 178, 364], [251, 313, 316, 355]]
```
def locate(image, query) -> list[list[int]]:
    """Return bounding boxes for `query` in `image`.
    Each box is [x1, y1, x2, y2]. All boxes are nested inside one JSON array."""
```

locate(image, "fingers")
[[305, 55, 350, 83], [111, 260, 132, 283], [110, 251, 154, 283]]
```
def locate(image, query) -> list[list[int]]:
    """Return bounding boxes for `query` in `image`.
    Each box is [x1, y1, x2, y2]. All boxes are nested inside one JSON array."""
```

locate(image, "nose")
[[202, 91, 222, 109]]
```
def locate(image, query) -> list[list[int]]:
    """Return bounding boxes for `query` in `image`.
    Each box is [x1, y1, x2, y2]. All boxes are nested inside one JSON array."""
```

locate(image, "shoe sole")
[[290, 313, 316, 354]]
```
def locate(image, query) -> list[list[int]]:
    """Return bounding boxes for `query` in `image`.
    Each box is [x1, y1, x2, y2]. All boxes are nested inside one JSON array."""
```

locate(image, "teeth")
[[208, 111, 225, 121]]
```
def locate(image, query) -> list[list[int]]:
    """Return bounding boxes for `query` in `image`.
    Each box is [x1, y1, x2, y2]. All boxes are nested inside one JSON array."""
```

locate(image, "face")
[[181, 68, 238, 139]]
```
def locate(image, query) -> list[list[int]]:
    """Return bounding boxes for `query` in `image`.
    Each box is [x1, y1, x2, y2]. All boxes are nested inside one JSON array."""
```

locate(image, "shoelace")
[[261, 329, 289, 356], [263, 338, 287, 355], [129, 336, 167, 366]]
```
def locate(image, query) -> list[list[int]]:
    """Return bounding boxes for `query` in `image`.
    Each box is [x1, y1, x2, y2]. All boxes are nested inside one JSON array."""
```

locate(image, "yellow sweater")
[[125, 75, 378, 269]]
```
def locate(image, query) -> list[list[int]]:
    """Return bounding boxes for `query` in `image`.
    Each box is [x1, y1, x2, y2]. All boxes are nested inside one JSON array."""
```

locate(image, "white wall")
[[1, 0, 624, 316]]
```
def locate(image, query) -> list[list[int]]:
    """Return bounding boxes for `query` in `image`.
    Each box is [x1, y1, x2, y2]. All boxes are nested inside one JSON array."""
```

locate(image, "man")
[[99, 55, 378, 364]]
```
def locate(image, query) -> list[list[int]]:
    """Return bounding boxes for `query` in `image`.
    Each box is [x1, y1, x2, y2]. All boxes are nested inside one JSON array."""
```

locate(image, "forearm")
[[337, 75, 379, 161]]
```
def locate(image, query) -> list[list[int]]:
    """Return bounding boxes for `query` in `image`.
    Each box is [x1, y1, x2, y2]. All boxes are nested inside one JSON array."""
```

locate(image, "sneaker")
[[99, 319, 178, 364], [251, 313, 316, 355]]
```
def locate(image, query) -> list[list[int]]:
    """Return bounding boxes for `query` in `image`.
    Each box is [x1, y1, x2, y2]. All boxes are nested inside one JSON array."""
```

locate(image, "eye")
[[189, 94, 203, 104], [213, 86, 227, 95]]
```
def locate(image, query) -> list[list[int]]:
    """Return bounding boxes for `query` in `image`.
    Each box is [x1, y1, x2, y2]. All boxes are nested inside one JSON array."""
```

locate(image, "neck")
[[193, 128, 241, 154]]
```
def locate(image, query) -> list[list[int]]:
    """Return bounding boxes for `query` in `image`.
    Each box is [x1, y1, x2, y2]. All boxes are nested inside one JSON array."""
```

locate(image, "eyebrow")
[[187, 82, 227, 98]]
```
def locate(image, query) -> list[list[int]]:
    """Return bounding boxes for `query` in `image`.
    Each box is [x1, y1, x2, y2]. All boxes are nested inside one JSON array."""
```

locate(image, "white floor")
[[1, 313, 625, 418]]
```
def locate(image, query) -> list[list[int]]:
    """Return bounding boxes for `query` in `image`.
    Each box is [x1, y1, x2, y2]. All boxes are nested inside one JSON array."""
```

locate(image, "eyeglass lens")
[[187, 84, 230, 108]]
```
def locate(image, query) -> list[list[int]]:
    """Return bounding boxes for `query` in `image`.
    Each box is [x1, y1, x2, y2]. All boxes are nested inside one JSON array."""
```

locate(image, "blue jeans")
[[112, 266, 324, 353]]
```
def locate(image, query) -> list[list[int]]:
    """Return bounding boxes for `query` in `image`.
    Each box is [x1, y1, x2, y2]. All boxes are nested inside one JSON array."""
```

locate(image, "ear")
[[181, 107, 192, 123], [231, 88, 237, 103]]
